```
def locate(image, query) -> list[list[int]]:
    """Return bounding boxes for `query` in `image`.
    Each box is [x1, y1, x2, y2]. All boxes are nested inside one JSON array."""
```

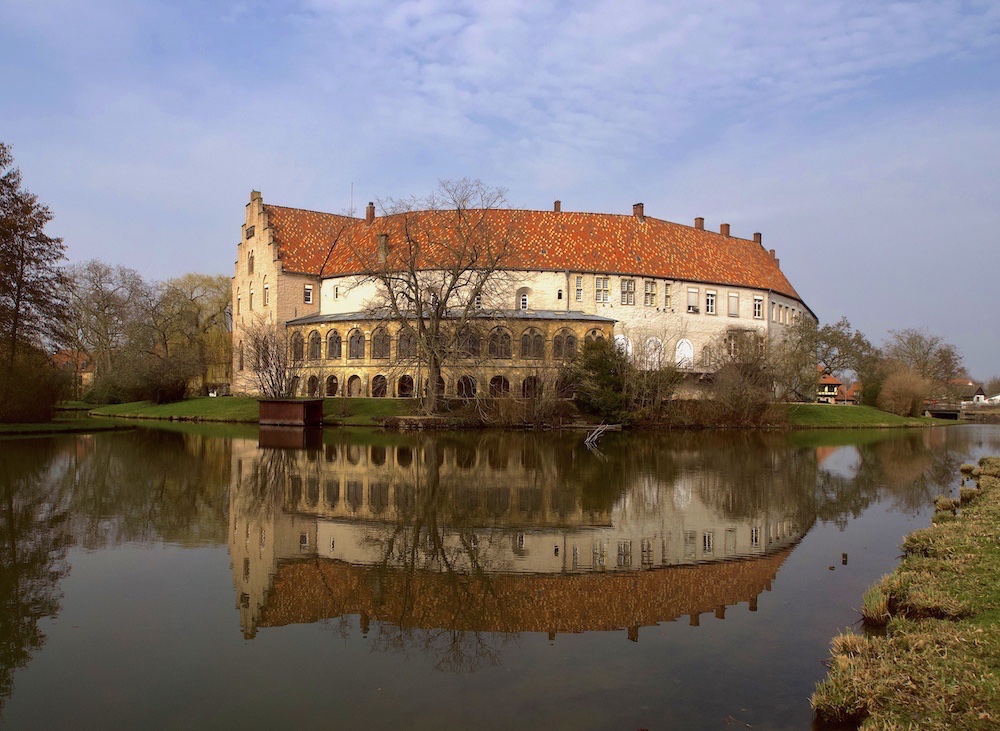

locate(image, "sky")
[[2, 0, 999, 378]]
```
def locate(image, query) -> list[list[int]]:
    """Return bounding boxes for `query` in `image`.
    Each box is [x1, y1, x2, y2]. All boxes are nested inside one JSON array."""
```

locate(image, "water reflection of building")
[[229, 435, 811, 640]]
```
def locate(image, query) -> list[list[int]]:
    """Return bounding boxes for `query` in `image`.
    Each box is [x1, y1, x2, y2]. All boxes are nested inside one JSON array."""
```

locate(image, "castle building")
[[232, 191, 813, 398]]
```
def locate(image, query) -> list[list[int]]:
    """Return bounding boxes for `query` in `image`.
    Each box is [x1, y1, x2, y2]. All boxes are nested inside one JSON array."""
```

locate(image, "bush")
[[0, 345, 70, 423], [877, 368, 930, 417]]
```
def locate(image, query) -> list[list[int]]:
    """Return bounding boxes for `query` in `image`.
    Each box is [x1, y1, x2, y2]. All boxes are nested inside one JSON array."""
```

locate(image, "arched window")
[[372, 375, 387, 397], [522, 376, 541, 398], [327, 331, 342, 359], [372, 328, 390, 360], [348, 330, 365, 360], [307, 375, 319, 396], [238, 341, 244, 371], [614, 334, 632, 358], [398, 330, 417, 359], [248, 251, 254, 275], [553, 329, 577, 359], [290, 333, 304, 362], [457, 376, 477, 398], [488, 328, 512, 359], [516, 287, 531, 311], [397, 375, 414, 398], [644, 337, 664, 369], [288, 376, 300, 396], [489, 375, 510, 397], [520, 328, 544, 359], [675, 338, 694, 368], [457, 327, 481, 359], [325, 375, 338, 397], [585, 328, 604, 343], [347, 374, 363, 396], [308, 331, 321, 360]]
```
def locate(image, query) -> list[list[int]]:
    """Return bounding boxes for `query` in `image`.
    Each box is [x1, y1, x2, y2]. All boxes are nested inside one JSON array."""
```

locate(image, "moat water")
[[1, 423, 998, 730]]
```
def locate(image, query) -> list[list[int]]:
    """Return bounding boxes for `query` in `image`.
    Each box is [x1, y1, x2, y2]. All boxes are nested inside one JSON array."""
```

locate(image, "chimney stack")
[[633, 202, 645, 221], [769, 248, 776, 259], [366, 201, 375, 225], [694, 217, 704, 230], [554, 200, 561, 213], [720, 223, 730, 237], [753, 232, 762, 244]]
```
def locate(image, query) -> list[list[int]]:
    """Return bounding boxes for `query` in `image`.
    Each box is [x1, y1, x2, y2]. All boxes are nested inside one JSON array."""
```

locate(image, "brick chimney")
[[753, 232, 762, 244], [694, 217, 704, 230], [769, 248, 776, 259], [366, 201, 375, 225], [720, 223, 730, 237], [633, 202, 645, 221]]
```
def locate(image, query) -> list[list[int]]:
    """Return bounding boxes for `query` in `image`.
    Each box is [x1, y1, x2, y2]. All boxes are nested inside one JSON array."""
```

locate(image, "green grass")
[[786, 403, 943, 429], [88, 396, 419, 426], [812, 457, 1000, 729]]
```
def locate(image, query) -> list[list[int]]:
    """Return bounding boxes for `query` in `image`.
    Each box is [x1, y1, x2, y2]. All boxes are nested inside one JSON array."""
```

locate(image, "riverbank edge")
[[811, 456, 1000, 729], [0, 399, 947, 434]]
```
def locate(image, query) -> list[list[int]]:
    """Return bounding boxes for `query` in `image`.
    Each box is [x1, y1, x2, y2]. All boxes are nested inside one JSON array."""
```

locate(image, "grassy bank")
[[89, 396, 419, 426], [811, 457, 1000, 729], [786, 404, 941, 429]]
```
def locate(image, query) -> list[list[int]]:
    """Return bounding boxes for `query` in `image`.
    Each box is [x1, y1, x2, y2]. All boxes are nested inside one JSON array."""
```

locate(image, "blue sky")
[[2, 0, 999, 378]]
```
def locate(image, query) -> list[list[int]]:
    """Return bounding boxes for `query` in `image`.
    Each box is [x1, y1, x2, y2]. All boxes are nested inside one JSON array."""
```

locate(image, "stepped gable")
[[304, 207, 802, 303], [262, 204, 358, 275], [258, 547, 793, 634]]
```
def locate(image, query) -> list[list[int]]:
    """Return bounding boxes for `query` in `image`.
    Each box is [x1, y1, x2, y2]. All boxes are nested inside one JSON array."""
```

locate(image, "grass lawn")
[[89, 396, 419, 426], [786, 403, 943, 429], [812, 457, 1000, 729]]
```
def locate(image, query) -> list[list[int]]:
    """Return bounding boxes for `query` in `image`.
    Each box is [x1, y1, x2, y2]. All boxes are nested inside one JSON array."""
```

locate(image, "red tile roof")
[[263, 203, 806, 305], [263, 204, 358, 275], [258, 546, 793, 634]]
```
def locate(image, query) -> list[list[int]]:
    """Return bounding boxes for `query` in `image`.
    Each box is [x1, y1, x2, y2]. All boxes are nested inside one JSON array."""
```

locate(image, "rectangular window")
[[728, 292, 739, 317], [595, 276, 610, 303], [664, 283, 671, 310], [575, 275, 583, 302], [686, 287, 699, 313], [617, 540, 632, 567], [620, 279, 635, 305], [684, 530, 697, 558], [643, 280, 656, 306], [751, 527, 761, 547], [334, 285, 339, 299], [249, 289, 254, 311], [304, 285, 313, 304], [705, 290, 716, 315], [753, 296, 763, 319], [703, 531, 714, 554], [263, 284, 269, 306], [236, 295, 241, 315], [474, 294, 482, 309], [641, 537, 654, 566]]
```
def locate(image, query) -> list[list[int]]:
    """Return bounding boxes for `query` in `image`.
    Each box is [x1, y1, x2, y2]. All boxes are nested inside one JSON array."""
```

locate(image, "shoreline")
[[812, 456, 1000, 729]]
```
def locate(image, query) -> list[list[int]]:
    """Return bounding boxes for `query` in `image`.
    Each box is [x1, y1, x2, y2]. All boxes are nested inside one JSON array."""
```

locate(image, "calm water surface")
[[1, 423, 998, 730]]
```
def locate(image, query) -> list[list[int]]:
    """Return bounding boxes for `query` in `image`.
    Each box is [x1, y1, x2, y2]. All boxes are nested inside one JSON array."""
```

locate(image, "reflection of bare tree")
[[813, 429, 983, 528], [359, 439, 516, 673], [0, 440, 72, 718]]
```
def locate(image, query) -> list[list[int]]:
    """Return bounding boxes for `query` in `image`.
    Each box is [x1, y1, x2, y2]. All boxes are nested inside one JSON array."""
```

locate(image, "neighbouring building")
[[232, 192, 815, 398]]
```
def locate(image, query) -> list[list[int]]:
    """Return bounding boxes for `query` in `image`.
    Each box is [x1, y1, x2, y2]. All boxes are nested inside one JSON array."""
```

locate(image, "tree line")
[[0, 142, 230, 421]]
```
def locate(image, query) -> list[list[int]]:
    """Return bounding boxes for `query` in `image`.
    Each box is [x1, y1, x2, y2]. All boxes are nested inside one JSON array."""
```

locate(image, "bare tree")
[[241, 315, 302, 398], [355, 179, 518, 414], [884, 328, 964, 396]]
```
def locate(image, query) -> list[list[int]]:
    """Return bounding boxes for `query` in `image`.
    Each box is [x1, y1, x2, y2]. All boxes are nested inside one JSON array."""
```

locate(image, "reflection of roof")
[[262, 204, 805, 305], [287, 309, 618, 326], [258, 547, 794, 634]]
